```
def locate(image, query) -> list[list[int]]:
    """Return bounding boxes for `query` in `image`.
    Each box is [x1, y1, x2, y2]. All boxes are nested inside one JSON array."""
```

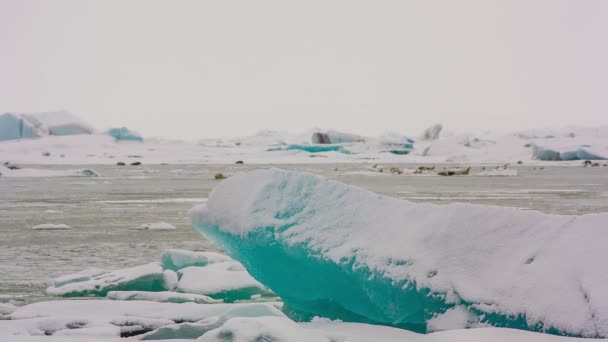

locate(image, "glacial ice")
[[199, 316, 330, 342], [532, 144, 605, 161], [32, 223, 71, 230], [312, 130, 365, 144], [191, 169, 608, 337], [107, 291, 220, 304], [47, 262, 173, 297], [160, 249, 232, 271], [133, 221, 177, 230], [177, 262, 270, 302], [106, 127, 144, 142], [421, 124, 443, 140], [0, 166, 100, 178], [0, 111, 94, 141], [285, 144, 352, 154]]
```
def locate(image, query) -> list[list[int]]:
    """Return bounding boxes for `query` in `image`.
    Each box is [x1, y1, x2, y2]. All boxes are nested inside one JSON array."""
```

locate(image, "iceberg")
[[106, 127, 144, 142], [47, 263, 174, 297], [532, 144, 605, 161], [312, 130, 365, 144], [177, 262, 270, 302], [0, 166, 100, 178], [0, 111, 94, 141], [160, 249, 232, 271], [421, 124, 443, 140], [191, 169, 608, 337], [107, 291, 220, 304], [285, 144, 352, 154], [32, 223, 71, 230]]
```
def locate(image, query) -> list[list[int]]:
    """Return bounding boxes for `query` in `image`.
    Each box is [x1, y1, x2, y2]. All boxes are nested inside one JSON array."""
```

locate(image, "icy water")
[[1, 163, 607, 303]]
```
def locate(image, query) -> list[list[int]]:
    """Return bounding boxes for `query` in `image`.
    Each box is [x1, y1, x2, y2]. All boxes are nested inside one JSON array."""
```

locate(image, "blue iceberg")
[[191, 169, 608, 337], [285, 144, 351, 154], [106, 127, 144, 142], [0, 111, 94, 141], [532, 144, 605, 161]]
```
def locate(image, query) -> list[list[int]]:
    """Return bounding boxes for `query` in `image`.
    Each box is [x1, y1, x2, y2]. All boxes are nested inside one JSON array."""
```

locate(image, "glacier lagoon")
[[1, 163, 608, 340]]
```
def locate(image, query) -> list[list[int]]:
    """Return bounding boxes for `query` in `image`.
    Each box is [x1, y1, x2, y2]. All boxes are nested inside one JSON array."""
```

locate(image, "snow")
[[191, 168, 608, 337], [107, 291, 220, 304], [46, 262, 171, 297], [0, 166, 100, 178], [161, 249, 232, 271], [31, 223, 71, 230], [133, 221, 177, 230], [177, 262, 269, 302], [0, 124, 607, 165]]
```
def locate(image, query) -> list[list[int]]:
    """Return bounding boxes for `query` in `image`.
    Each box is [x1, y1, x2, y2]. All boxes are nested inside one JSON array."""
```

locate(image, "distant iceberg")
[[312, 130, 365, 144], [531, 144, 605, 161], [421, 124, 443, 140], [191, 169, 608, 337], [106, 127, 144, 142], [0, 111, 94, 141]]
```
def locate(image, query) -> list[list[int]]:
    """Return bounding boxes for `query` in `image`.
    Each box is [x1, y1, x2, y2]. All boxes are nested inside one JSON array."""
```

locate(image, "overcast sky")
[[1, 0, 606, 139]]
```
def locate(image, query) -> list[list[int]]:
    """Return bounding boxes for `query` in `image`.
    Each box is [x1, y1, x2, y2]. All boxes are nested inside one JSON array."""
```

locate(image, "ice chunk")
[[0, 166, 101, 178], [32, 223, 71, 230], [532, 144, 606, 161], [285, 144, 352, 154], [191, 169, 608, 337], [133, 221, 176, 230], [0, 111, 94, 141], [106, 127, 144, 142], [107, 291, 220, 304], [0, 303, 16, 316], [421, 124, 443, 140], [199, 316, 330, 342], [476, 168, 518, 177], [177, 262, 270, 302], [141, 303, 285, 340], [47, 262, 171, 297], [160, 249, 232, 271]]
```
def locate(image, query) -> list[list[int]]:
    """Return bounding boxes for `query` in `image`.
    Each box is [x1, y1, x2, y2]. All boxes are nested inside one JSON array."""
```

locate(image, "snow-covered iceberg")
[[312, 130, 365, 144], [106, 127, 144, 142], [0, 111, 94, 141], [421, 124, 443, 140], [191, 169, 608, 337]]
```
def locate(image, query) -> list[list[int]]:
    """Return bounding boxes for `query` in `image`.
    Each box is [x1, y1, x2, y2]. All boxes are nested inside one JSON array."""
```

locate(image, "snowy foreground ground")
[[0, 125, 606, 165]]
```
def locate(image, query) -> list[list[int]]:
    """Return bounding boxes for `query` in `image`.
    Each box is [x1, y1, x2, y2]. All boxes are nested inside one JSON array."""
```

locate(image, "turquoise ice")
[[106, 127, 144, 141], [191, 169, 608, 337]]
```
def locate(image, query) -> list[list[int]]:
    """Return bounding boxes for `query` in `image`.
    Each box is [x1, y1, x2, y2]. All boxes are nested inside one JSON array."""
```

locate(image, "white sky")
[[1, 0, 607, 139]]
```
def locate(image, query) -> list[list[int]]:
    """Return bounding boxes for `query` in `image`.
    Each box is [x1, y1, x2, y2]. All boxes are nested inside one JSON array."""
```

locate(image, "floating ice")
[[199, 316, 330, 342], [0, 111, 94, 141], [476, 168, 518, 177], [0, 166, 100, 178], [133, 222, 176, 230], [312, 130, 365, 144], [47, 262, 173, 297], [421, 124, 443, 140], [0, 303, 16, 316], [160, 249, 232, 271], [107, 291, 220, 304], [106, 127, 144, 142], [285, 144, 352, 154], [32, 223, 71, 230], [177, 262, 270, 302], [532, 144, 605, 161], [191, 169, 608, 337]]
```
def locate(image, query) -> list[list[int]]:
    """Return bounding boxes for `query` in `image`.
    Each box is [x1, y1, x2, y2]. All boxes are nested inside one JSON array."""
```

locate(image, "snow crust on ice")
[[191, 169, 608, 337], [31, 224, 71, 230], [0, 166, 100, 178], [0, 111, 94, 141], [133, 222, 177, 230], [107, 291, 220, 304], [46, 262, 171, 296], [199, 316, 330, 342], [161, 249, 232, 271], [177, 262, 269, 302], [475, 168, 518, 177]]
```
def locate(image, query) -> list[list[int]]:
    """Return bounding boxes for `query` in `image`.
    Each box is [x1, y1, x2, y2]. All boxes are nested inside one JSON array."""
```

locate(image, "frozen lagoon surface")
[[1, 163, 608, 341]]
